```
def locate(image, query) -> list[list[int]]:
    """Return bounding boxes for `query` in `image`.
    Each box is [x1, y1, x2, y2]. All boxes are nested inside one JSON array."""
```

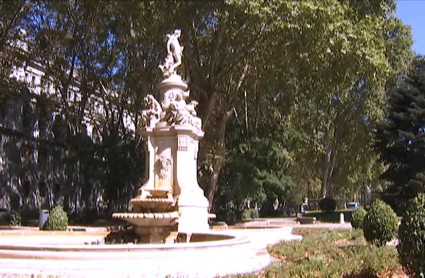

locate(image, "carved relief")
[[161, 91, 202, 130], [154, 155, 172, 180]]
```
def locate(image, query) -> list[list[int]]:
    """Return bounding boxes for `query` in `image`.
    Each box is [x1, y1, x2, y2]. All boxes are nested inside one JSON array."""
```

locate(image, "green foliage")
[[0, 0, 414, 215], [376, 56, 425, 214], [8, 211, 21, 226], [20, 208, 39, 226], [351, 228, 364, 241], [351, 207, 367, 229], [260, 229, 400, 278], [241, 209, 259, 220], [398, 193, 425, 278], [233, 0, 413, 200], [81, 208, 100, 224], [249, 209, 259, 219], [363, 199, 398, 246], [225, 210, 237, 225], [215, 128, 299, 216], [318, 197, 336, 212], [305, 210, 354, 223], [42, 206, 68, 231]]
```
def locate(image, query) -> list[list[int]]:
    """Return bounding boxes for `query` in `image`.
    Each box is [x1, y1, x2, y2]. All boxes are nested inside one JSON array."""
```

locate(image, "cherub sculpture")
[[141, 94, 162, 128]]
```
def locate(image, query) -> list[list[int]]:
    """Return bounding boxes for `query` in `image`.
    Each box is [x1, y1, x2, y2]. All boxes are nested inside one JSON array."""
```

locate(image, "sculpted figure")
[[162, 98, 193, 126], [175, 106, 192, 125], [141, 94, 162, 127], [185, 101, 198, 117], [154, 155, 172, 180], [161, 92, 201, 128], [161, 89, 186, 113], [158, 53, 174, 78], [159, 29, 183, 77]]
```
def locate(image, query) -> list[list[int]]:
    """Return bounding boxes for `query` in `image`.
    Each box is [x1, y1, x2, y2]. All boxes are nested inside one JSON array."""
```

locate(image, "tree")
[[215, 126, 301, 216], [0, 0, 414, 216], [159, 0, 413, 205], [238, 0, 413, 198], [375, 56, 425, 213], [0, 1, 147, 216]]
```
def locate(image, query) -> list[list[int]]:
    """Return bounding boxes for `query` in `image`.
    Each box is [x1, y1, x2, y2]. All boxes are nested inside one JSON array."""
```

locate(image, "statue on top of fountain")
[[159, 29, 183, 78], [141, 29, 202, 131]]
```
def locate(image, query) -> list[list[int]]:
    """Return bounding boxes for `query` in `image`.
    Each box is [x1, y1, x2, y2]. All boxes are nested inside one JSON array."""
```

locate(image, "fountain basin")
[[0, 226, 299, 277], [112, 211, 179, 227]]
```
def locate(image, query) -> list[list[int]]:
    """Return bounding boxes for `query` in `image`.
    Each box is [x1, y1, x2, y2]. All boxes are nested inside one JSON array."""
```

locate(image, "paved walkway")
[[234, 217, 353, 229]]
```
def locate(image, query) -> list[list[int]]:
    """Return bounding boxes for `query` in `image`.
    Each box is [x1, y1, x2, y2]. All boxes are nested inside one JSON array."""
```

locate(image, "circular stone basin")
[[0, 226, 298, 277], [0, 232, 246, 256]]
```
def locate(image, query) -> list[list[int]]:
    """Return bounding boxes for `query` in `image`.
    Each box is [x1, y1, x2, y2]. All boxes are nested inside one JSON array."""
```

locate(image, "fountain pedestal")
[[112, 40, 210, 241]]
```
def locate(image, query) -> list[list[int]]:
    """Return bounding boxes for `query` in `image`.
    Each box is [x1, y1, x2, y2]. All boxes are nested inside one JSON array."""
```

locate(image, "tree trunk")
[[321, 149, 332, 198], [205, 108, 233, 209]]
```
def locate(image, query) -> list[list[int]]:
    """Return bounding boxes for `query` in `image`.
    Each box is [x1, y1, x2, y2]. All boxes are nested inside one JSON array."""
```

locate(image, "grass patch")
[[224, 229, 403, 278]]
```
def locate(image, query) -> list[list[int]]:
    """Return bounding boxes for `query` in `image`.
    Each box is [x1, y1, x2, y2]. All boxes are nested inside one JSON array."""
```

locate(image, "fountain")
[[112, 29, 210, 243], [0, 30, 300, 278]]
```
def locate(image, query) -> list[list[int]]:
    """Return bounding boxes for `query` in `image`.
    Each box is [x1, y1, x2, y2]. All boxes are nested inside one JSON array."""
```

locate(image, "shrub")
[[319, 197, 336, 212], [42, 206, 68, 231], [363, 199, 398, 246], [241, 209, 251, 220], [398, 193, 425, 278], [263, 229, 400, 278], [225, 209, 237, 224], [20, 208, 39, 226], [8, 211, 21, 226], [81, 208, 100, 224], [241, 209, 259, 220], [249, 208, 259, 219], [351, 207, 367, 229]]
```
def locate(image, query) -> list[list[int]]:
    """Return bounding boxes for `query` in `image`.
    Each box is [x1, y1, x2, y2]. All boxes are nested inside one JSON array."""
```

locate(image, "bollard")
[[38, 209, 49, 230], [339, 213, 345, 224]]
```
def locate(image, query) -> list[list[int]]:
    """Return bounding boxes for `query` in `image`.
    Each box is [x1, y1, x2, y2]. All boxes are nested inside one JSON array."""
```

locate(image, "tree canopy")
[[375, 56, 425, 213], [0, 0, 414, 220]]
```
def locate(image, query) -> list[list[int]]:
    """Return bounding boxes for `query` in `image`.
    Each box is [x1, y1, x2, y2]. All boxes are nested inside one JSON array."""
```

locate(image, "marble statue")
[[159, 29, 183, 78], [141, 94, 162, 128]]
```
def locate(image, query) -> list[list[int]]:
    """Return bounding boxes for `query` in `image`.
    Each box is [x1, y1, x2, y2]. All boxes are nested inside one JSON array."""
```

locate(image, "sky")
[[395, 0, 425, 55]]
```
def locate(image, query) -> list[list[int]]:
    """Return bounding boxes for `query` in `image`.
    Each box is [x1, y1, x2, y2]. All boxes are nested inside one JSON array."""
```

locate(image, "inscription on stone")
[[178, 137, 188, 151]]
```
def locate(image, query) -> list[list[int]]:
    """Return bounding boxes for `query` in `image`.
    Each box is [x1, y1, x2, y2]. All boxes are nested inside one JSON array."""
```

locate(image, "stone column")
[[173, 127, 209, 233]]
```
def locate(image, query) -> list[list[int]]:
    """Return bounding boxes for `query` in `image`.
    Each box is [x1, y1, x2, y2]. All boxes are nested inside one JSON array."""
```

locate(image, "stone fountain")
[[112, 29, 210, 243], [0, 29, 300, 278]]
